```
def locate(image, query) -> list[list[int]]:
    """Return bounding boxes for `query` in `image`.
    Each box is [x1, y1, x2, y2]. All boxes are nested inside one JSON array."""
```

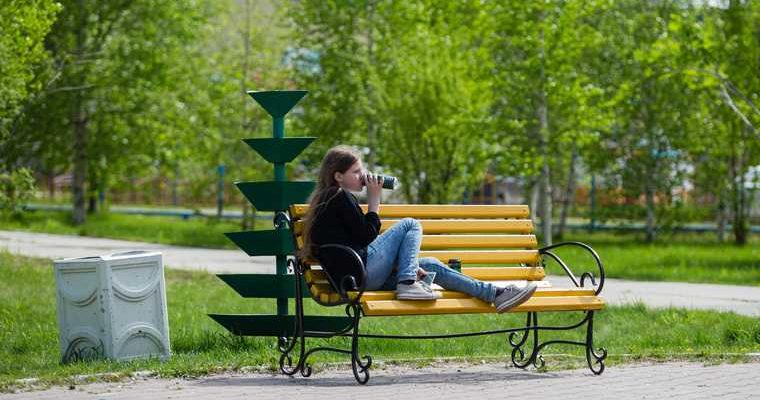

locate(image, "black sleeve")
[[336, 190, 381, 247]]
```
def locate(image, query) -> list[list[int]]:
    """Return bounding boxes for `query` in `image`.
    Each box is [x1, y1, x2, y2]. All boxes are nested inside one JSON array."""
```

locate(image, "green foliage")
[[0, 0, 758, 243], [0, 0, 60, 140], [490, 1, 609, 177], [683, 0, 760, 244], [0, 168, 36, 218], [5, 0, 292, 220], [290, 0, 496, 203]]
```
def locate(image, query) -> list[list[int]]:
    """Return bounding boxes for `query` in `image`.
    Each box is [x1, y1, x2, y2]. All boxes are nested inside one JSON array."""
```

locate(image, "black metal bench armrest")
[[317, 244, 368, 305], [538, 241, 605, 295], [274, 211, 291, 230]]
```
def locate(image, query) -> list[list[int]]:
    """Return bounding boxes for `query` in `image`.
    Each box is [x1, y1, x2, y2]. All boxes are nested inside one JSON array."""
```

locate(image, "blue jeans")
[[364, 218, 498, 303]]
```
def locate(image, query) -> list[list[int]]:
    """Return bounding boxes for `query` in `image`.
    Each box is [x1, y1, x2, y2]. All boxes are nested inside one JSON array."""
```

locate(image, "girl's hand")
[[365, 172, 382, 213], [416, 268, 428, 281]]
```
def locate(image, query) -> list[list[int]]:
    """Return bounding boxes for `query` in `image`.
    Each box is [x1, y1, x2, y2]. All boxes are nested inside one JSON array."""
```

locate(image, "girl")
[[301, 145, 536, 312]]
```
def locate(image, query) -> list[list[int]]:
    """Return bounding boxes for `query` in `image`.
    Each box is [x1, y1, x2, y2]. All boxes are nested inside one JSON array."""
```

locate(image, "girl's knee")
[[401, 217, 421, 231], [418, 256, 444, 268]]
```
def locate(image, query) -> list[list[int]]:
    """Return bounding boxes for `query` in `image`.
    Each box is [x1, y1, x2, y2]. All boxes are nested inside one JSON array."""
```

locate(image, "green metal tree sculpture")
[[209, 90, 352, 337]]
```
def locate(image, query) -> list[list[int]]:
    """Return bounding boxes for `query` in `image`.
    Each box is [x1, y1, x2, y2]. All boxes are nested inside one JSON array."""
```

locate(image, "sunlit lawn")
[[1, 252, 758, 391], [557, 232, 760, 286], [0, 210, 268, 249]]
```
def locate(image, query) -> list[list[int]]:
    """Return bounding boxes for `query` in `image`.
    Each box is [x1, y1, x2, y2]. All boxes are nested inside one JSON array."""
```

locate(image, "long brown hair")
[[300, 145, 361, 258]]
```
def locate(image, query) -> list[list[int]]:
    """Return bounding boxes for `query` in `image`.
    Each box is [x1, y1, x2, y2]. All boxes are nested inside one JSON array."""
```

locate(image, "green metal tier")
[[248, 90, 308, 118], [235, 181, 314, 211], [224, 230, 293, 256], [242, 137, 316, 164], [208, 314, 353, 337], [216, 274, 309, 298]]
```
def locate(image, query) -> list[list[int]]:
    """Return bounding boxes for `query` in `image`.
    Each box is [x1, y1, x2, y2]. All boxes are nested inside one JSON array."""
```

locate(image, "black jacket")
[[310, 187, 381, 275]]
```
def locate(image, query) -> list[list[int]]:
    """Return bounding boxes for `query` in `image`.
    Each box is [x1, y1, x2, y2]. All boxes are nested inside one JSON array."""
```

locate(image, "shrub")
[[0, 168, 36, 218]]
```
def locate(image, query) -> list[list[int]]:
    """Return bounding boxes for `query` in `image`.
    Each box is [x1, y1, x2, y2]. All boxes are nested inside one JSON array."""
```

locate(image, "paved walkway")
[[2, 230, 759, 316], [0, 230, 274, 274], [3, 361, 758, 399]]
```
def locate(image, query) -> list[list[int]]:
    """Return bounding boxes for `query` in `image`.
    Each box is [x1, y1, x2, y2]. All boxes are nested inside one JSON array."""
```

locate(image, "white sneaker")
[[396, 281, 442, 300], [494, 282, 537, 313]]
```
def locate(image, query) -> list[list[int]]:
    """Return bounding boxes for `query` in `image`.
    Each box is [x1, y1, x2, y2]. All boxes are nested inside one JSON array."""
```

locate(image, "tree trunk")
[[729, 126, 748, 245], [47, 173, 55, 199], [539, 156, 552, 245], [88, 194, 97, 214], [129, 175, 137, 204], [71, 102, 88, 225], [537, 15, 552, 246], [732, 188, 747, 245], [732, 157, 748, 245], [556, 147, 578, 240], [87, 171, 98, 214], [241, 202, 251, 230], [239, 0, 252, 232], [363, 0, 377, 170], [644, 178, 656, 243], [71, 0, 88, 226], [154, 173, 162, 205], [240, 0, 250, 131], [529, 179, 539, 220], [98, 171, 106, 211], [589, 175, 597, 234], [716, 197, 727, 242]]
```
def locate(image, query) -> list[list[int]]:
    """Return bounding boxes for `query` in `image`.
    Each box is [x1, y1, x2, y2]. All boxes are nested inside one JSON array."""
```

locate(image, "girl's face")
[[334, 160, 364, 192]]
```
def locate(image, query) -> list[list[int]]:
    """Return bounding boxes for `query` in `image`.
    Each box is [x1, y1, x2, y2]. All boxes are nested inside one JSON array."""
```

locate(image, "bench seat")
[[361, 294, 604, 316]]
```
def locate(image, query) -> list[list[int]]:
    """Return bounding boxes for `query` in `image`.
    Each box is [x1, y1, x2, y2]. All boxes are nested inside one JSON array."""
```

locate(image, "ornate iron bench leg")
[[278, 258, 311, 377], [509, 311, 607, 374], [585, 311, 607, 375], [348, 303, 372, 384], [509, 312, 541, 369]]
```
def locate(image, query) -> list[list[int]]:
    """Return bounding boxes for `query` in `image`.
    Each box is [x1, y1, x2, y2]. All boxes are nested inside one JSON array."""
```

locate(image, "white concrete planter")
[[54, 251, 170, 362]]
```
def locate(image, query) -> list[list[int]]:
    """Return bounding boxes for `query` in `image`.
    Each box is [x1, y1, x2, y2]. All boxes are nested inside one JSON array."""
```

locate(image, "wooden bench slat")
[[356, 287, 596, 302], [461, 267, 545, 280], [303, 252, 539, 267], [419, 235, 537, 249], [291, 204, 530, 219], [304, 267, 544, 286], [308, 284, 596, 307], [293, 219, 535, 235], [361, 296, 605, 316], [418, 250, 539, 265], [296, 234, 537, 251]]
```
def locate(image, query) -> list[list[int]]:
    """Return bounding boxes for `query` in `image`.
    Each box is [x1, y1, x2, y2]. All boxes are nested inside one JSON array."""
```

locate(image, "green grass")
[[554, 232, 760, 286], [0, 210, 264, 249], [1, 252, 758, 391]]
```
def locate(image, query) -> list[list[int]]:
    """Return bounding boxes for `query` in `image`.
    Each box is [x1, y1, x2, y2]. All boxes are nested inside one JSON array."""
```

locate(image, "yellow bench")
[[279, 204, 607, 384]]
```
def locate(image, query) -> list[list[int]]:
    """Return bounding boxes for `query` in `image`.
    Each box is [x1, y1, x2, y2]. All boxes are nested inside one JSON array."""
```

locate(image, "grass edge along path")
[[1, 252, 758, 392], [2, 210, 760, 285], [0, 210, 255, 250], [7, 354, 760, 394]]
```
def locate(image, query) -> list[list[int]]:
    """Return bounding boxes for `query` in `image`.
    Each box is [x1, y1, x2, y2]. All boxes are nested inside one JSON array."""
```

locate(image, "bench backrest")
[[288, 204, 542, 305]]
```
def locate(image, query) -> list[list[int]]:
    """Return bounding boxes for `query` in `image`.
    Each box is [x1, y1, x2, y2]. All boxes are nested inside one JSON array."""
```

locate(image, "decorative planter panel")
[[54, 251, 170, 362]]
